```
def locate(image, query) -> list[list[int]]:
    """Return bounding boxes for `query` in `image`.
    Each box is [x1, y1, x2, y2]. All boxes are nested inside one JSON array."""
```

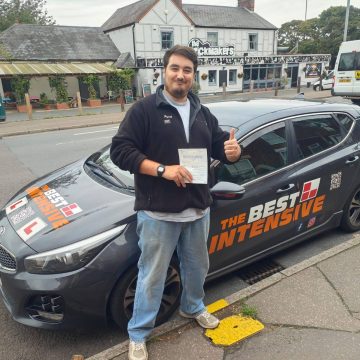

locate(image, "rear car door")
[[208, 120, 301, 274], [289, 112, 360, 232]]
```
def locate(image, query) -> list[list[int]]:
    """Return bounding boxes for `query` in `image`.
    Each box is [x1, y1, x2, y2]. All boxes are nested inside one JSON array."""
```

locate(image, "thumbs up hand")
[[224, 128, 241, 162]]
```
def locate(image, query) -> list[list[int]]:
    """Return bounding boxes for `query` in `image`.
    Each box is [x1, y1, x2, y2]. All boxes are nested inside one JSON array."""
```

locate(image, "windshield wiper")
[[85, 160, 133, 191]]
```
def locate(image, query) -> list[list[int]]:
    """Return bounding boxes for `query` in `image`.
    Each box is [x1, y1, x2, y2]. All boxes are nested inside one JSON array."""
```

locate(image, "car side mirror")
[[210, 181, 245, 200]]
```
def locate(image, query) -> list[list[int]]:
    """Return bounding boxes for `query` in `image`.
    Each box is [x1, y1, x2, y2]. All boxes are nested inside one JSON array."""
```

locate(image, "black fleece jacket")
[[110, 85, 230, 212]]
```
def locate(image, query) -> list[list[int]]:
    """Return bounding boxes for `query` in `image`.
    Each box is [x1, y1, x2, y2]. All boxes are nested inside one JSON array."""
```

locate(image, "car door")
[[208, 120, 301, 274], [289, 112, 360, 233]]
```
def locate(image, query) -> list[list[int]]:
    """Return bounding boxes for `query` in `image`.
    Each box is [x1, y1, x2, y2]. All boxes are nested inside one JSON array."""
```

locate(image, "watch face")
[[157, 165, 165, 177]]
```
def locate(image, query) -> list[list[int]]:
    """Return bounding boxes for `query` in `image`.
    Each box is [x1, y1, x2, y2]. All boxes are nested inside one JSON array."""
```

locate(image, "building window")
[[208, 70, 217, 85], [161, 31, 173, 50], [207, 32, 218, 46], [248, 33, 258, 51], [229, 69, 237, 84]]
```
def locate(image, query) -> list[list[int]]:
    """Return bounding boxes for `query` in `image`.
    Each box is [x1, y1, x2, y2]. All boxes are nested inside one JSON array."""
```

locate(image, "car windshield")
[[92, 147, 134, 188]]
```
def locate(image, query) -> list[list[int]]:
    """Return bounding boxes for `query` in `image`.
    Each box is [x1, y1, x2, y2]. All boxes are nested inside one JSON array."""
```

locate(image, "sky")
[[46, 0, 360, 28]]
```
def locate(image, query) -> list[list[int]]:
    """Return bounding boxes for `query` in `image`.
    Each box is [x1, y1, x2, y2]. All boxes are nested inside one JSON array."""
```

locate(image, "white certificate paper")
[[178, 148, 208, 184]]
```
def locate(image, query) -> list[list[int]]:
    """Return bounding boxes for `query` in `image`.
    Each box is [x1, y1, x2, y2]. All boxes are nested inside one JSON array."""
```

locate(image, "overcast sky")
[[46, 0, 360, 28]]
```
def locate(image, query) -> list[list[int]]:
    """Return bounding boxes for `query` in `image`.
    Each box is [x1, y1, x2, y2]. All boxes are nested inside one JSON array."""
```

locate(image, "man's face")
[[164, 54, 195, 100]]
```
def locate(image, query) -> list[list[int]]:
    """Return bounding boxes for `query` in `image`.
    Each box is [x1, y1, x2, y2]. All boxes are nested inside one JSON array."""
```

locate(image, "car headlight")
[[24, 224, 127, 274]]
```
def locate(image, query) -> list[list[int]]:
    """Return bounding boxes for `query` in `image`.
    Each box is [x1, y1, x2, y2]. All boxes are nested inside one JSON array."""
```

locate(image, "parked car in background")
[[313, 70, 334, 91], [1, 99, 360, 331], [332, 40, 360, 105]]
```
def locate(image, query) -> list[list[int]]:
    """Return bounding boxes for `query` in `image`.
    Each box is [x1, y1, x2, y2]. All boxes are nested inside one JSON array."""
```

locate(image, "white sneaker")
[[179, 309, 220, 329], [128, 340, 148, 360]]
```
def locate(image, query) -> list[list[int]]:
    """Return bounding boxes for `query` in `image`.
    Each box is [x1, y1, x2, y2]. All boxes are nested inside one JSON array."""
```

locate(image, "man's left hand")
[[224, 128, 241, 162]]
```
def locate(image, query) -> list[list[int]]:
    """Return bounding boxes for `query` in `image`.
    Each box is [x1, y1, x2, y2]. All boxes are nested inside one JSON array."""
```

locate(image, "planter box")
[[87, 99, 102, 107], [56, 102, 69, 110], [43, 104, 52, 110], [17, 104, 32, 113]]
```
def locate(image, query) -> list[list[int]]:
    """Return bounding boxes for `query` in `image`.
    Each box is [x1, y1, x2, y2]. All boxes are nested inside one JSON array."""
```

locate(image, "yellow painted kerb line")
[[205, 315, 264, 346], [205, 299, 265, 346]]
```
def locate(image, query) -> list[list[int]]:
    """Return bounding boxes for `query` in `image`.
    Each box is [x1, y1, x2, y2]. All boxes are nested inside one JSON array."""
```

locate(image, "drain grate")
[[237, 258, 285, 285]]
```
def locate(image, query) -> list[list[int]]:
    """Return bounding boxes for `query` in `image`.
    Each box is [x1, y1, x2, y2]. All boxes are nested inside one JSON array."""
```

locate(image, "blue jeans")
[[128, 210, 210, 342]]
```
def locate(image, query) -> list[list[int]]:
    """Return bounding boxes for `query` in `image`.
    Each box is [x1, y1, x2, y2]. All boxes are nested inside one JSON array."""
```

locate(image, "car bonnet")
[[3, 162, 136, 253]]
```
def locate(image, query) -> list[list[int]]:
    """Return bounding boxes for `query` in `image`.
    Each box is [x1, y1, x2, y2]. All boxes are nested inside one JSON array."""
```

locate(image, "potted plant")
[[80, 74, 101, 107], [201, 73, 208, 80], [11, 75, 31, 112], [49, 76, 69, 109], [40, 92, 51, 110]]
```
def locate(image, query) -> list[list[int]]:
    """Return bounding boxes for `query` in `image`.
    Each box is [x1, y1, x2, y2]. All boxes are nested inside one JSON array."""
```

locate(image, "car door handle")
[[276, 184, 295, 193], [346, 156, 359, 164]]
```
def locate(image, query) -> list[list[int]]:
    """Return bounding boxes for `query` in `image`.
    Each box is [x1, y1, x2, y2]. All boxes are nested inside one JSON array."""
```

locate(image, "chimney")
[[173, 0, 182, 8], [238, 0, 254, 11]]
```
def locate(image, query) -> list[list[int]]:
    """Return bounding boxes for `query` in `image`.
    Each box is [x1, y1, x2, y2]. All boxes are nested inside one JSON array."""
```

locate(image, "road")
[[0, 117, 355, 359]]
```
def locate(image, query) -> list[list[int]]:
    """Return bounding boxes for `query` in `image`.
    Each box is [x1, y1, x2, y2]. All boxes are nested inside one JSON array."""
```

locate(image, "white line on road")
[[56, 136, 111, 145], [73, 127, 118, 136]]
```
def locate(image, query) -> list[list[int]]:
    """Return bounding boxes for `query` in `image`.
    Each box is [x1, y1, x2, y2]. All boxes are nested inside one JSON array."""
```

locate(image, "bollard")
[[25, 93, 32, 120], [297, 76, 301, 93], [77, 91, 83, 115], [222, 82, 226, 99]]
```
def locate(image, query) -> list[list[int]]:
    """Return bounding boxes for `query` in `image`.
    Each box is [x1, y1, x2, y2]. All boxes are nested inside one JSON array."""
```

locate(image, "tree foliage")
[[278, 6, 360, 66], [107, 69, 135, 95], [0, 0, 55, 32]]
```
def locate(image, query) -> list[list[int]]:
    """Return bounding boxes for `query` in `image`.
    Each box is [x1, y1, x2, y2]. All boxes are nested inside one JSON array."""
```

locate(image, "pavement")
[[4, 87, 360, 360]]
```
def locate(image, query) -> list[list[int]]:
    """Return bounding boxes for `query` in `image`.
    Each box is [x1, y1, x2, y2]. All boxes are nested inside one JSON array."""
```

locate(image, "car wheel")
[[313, 85, 319, 91], [341, 185, 360, 232], [109, 259, 181, 330]]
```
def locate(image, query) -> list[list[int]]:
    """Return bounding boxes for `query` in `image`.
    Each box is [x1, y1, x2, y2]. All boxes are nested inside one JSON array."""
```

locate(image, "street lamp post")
[[305, 0, 308, 21], [344, 0, 351, 41]]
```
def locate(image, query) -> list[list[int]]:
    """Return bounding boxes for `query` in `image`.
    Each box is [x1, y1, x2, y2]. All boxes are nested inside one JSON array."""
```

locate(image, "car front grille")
[[0, 244, 17, 271]]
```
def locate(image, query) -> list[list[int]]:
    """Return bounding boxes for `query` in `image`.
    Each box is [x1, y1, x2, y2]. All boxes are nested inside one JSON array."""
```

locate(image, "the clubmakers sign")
[[188, 38, 235, 57]]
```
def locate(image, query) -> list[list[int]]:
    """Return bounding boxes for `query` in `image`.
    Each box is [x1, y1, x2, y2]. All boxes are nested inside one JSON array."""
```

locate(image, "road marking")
[[56, 136, 110, 145], [205, 315, 264, 346], [73, 127, 118, 136], [206, 299, 229, 314]]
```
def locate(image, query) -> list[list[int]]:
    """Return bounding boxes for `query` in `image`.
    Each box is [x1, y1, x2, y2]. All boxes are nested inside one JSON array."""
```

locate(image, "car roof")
[[206, 99, 360, 137]]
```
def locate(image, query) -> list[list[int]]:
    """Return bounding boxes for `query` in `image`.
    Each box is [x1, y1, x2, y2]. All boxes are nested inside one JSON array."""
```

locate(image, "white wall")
[[108, 27, 134, 58]]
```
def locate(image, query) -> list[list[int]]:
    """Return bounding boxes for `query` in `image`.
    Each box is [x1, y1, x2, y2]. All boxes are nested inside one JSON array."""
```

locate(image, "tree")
[[277, 6, 360, 66], [107, 69, 135, 96], [11, 75, 30, 104], [0, 0, 55, 32]]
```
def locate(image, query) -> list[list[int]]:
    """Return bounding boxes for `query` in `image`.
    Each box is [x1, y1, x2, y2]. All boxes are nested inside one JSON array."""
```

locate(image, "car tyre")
[[313, 85, 319, 91], [341, 184, 360, 232], [109, 259, 182, 330]]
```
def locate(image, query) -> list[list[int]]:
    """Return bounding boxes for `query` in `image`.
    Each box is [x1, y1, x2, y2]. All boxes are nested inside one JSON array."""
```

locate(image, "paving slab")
[[317, 245, 360, 313], [113, 325, 224, 360], [246, 266, 360, 332], [225, 327, 360, 360]]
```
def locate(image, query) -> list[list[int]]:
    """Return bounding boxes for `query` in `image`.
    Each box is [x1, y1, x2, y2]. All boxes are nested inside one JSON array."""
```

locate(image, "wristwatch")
[[157, 164, 165, 177]]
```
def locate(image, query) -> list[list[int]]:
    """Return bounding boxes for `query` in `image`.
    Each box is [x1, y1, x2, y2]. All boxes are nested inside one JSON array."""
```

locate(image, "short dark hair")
[[163, 45, 198, 72]]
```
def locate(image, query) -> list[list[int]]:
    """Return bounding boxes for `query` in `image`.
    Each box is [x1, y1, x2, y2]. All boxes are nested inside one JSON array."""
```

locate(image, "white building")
[[102, 0, 330, 95]]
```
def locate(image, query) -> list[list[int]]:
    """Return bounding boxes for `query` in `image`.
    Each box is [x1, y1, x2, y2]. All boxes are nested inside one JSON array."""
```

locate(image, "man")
[[110, 45, 241, 360]]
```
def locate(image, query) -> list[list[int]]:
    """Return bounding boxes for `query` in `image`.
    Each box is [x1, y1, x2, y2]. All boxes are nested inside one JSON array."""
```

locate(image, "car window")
[[293, 115, 344, 159], [216, 122, 288, 185], [338, 52, 356, 71], [334, 113, 354, 132]]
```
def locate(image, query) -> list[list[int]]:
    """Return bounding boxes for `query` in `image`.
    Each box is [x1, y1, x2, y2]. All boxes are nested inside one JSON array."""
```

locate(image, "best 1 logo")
[[209, 178, 325, 254]]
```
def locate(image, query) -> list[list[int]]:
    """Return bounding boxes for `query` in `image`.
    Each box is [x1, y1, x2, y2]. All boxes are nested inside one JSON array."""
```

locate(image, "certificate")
[[178, 148, 208, 184]]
